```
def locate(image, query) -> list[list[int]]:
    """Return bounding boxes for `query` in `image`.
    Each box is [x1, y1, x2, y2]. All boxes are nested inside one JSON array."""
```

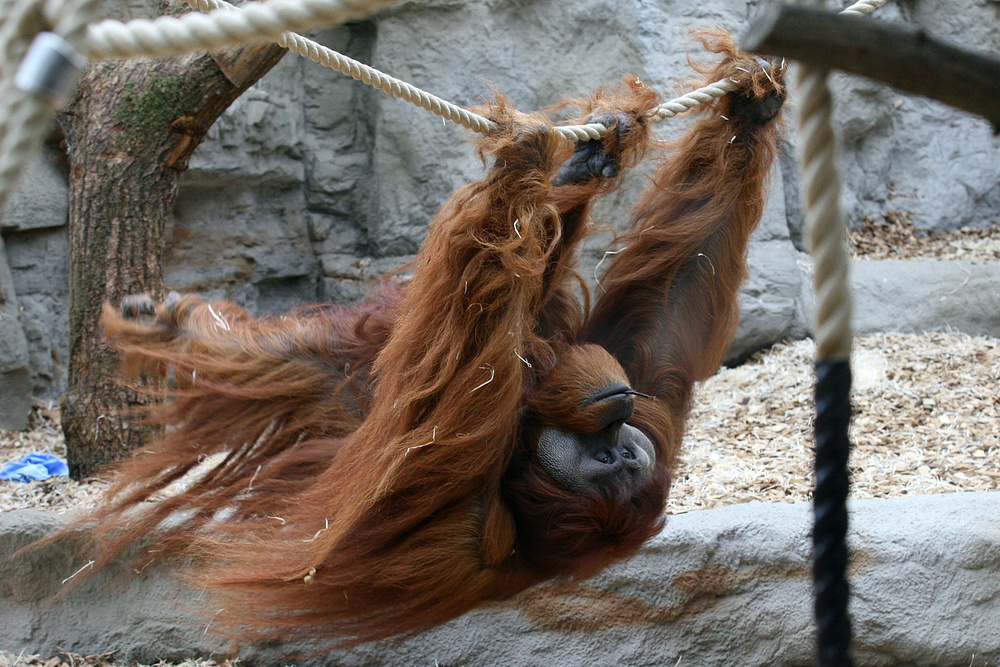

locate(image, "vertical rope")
[[793, 2, 857, 665], [797, 64, 855, 667], [812, 357, 853, 667]]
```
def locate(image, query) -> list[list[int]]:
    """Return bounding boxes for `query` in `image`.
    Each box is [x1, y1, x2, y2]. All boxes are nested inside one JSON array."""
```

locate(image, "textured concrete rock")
[[0, 511, 224, 664], [0, 147, 69, 233], [852, 260, 1000, 337], [2, 227, 69, 401], [3, 493, 998, 666], [171, 47, 315, 315], [0, 234, 32, 430], [796, 258, 1000, 339]]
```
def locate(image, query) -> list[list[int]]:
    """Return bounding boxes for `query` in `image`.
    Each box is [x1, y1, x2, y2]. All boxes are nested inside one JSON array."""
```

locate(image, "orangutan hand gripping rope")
[[76, 33, 785, 648]]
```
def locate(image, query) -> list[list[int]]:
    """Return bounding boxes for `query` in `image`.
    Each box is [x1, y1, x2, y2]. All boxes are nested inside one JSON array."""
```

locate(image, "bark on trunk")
[[60, 35, 285, 479]]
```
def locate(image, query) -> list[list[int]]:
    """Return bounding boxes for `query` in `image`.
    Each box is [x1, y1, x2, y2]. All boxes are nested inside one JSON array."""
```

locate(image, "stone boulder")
[[0, 149, 68, 234], [2, 493, 998, 666]]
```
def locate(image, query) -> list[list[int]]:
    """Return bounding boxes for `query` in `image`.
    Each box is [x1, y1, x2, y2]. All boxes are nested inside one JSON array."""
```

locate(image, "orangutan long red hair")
[[60, 32, 784, 648]]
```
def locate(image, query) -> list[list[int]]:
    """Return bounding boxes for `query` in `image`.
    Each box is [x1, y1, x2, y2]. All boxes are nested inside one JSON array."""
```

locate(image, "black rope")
[[813, 359, 853, 667]]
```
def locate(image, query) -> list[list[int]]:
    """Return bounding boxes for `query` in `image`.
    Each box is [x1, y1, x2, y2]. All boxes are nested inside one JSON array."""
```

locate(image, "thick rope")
[[0, 0, 100, 219], [797, 48, 856, 667], [1, 0, 891, 220], [178, 0, 881, 143], [791, 2, 890, 667], [78, 0, 887, 145], [797, 65, 853, 362], [82, 0, 407, 60], [651, 79, 740, 121], [175, 0, 785, 141], [795, 0, 885, 363], [841, 0, 888, 16], [811, 359, 854, 667], [180, 0, 607, 142]]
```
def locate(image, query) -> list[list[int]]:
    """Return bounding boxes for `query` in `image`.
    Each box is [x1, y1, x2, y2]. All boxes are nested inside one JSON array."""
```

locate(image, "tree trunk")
[[60, 25, 285, 479]]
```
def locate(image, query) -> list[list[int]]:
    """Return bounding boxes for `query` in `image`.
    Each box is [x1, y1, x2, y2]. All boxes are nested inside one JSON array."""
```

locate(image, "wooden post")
[[742, 4, 1000, 131], [60, 34, 286, 479]]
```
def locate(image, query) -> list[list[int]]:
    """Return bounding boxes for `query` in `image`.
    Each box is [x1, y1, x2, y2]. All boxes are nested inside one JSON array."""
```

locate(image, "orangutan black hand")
[[554, 112, 637, 185]]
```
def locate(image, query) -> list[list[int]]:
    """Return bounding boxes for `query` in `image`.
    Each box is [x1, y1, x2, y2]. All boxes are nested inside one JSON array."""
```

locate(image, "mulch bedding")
[[849, 209, 1000, 261], [0, 651, 237, 667]]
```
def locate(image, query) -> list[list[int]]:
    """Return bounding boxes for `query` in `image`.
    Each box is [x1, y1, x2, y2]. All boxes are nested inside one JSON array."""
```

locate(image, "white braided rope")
[[841, 0, 887, 16], [651, 79, 740, 122], [1, 0, 891, 224], [183, 0, 499, 135], [83, 0, 406, 59], [88, 0, 884, 143], [796, 63, 853, 361], [181, 0, 609, 142], [792, 0, 882, 362], [0, 0, 100, 219], [553, 123, 608, 142], [278, 32, 503, 135]]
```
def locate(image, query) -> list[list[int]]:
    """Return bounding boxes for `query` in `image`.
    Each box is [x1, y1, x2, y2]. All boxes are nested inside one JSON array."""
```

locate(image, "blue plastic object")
[[0, 452, 69, 482]]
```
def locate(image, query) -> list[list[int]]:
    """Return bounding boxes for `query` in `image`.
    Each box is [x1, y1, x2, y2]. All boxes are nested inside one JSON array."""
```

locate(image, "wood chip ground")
[[0, 651, 237, 667], [849, 210, 1000, 261]]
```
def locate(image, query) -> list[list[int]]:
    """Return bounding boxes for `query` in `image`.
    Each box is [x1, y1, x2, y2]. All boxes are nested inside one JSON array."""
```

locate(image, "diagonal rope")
[[174, 0, 884, 142], [180, 0, 606, 141], [1, 0, 889, 224], [651, 78, 740, 121]]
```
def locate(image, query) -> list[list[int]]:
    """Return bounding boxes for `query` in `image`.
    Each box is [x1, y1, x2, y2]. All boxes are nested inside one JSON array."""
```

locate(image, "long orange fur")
[[59, 32, 783, 649]]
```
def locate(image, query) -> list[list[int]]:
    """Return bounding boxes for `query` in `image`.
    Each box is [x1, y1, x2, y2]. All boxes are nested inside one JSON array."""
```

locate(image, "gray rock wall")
[[1, 0, 999, 405], [0, 234, 32, 430]]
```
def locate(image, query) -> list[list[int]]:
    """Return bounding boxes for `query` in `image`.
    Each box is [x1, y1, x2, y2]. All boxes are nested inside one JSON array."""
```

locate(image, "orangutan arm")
[[351, 106, 568, 481], [581, 41, 786, 463], [535, 78, 661, 340]]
